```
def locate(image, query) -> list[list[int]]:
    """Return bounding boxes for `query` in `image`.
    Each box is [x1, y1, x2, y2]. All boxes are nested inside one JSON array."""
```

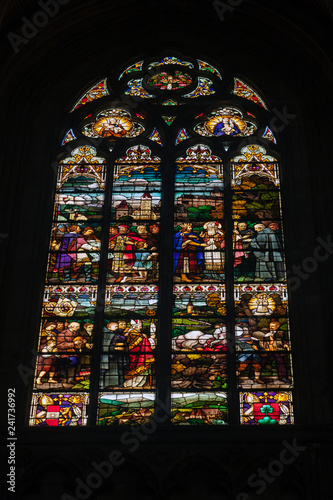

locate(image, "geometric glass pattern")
[[147, 56, 194, 69], [71, 79, 109, 112], [232, 77, 267, 109], [118, 60, 144, 80], [197, 59, 222, 79], [175, 128, 191, 145], [147, 128, 163, 145], [262, 126, 277, 144], [61, 128, 76, 145]]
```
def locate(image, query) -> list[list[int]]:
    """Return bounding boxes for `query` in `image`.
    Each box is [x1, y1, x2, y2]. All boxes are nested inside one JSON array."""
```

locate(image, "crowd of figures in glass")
[[171, 145, 228, 425], [97, 146, 160, 425], [231, 145, 284, 283], [107, 146, 160, 284], [47, 147, 105, 284], [30, 146, 105, 425], [31, 145, 161, 425], [232, 146, 293, 425], [174, 145, 224, 282]]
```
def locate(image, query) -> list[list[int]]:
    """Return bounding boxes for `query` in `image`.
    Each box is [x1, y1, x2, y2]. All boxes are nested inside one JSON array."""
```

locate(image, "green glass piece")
[[162, 116, 176, 126]]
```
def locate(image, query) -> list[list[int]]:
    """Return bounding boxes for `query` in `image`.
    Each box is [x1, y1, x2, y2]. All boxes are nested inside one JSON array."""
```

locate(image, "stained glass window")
[[118, 61, 144, 80], [61, 129, 76, 145], [147, 71, 192, 91], [30, 55, 294, 426], [197, 59, 222, 79], [194, 108, 256, 137], [232, 78, 267, 109], [183, 77, 215, 98], [71, 79, 109, 111]]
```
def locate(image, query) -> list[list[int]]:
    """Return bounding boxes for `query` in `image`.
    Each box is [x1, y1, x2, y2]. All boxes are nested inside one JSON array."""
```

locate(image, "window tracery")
[[30, 55, 294, 427]]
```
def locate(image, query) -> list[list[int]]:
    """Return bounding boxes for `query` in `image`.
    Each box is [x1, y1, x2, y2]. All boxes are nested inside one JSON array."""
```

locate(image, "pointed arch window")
[[30, 55, 294, 427]]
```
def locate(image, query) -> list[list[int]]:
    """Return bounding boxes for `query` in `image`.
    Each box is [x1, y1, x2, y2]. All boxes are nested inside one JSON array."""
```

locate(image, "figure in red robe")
[[108, 224, 145, 282], [123, 320, 155, 388]]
